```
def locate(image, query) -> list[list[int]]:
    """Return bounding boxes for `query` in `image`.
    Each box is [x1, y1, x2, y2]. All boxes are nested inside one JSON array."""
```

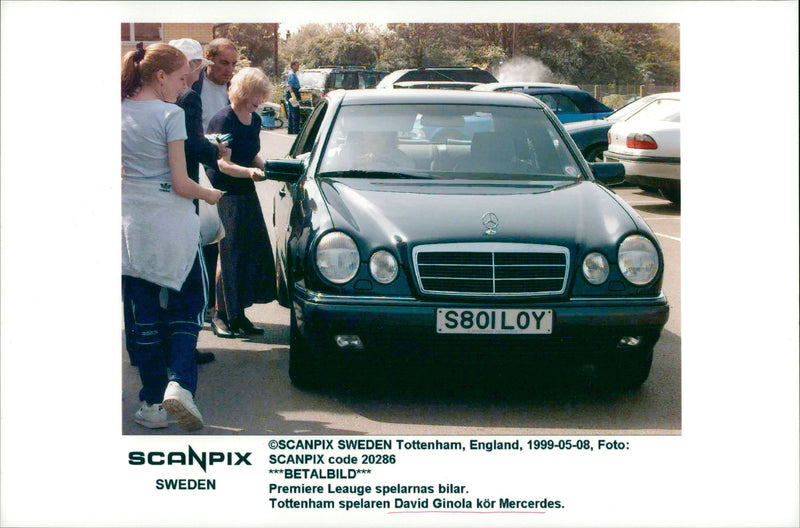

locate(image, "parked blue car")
[[472, 82, 614, 124]]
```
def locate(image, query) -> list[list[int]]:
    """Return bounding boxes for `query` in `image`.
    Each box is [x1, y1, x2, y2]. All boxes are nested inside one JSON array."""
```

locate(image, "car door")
[[273, 101, 329, 284]]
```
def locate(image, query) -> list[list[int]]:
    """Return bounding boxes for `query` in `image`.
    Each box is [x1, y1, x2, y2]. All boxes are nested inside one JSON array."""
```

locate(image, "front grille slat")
[[413, 243, 569, 297]]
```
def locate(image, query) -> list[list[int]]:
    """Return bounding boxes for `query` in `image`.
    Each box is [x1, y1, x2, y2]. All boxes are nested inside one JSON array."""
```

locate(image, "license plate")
[[436, 308, 553, 334]]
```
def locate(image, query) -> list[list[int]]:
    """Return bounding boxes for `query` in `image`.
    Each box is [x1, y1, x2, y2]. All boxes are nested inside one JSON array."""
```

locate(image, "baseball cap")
[[169, 38, 214, 67]]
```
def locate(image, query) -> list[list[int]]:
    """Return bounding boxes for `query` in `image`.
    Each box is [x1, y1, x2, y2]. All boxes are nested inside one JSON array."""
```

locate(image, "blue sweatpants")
[[123, 247, 207, 404]]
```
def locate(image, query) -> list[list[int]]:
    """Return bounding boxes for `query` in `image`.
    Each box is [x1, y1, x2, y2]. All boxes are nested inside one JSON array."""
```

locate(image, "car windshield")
[[628, 98, 680, 123], [318, 104, 583, 181]]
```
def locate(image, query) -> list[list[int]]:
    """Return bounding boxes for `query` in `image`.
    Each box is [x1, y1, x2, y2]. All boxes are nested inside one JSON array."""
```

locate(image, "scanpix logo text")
[[128, 445, 252, 473]]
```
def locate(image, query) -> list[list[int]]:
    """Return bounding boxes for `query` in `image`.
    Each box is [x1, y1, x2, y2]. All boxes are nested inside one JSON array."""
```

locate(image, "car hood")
[[317, 178, 638, 253]]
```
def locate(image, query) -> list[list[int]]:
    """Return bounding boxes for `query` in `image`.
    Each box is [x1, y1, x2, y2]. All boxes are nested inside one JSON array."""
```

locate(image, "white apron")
[[122, 178, 200, 291]]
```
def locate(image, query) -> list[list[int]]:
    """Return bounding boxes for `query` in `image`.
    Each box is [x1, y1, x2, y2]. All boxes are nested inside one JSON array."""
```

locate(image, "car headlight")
[[618, 235, 659, 285], [315, 232, 360, 284], [582, 252, 609, 285], [369, 250, 399, 284]]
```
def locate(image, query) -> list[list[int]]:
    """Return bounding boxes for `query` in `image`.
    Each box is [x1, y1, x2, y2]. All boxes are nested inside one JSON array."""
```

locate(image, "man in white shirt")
[[189, 37, 239, 329], [192, 38, 238, 132]]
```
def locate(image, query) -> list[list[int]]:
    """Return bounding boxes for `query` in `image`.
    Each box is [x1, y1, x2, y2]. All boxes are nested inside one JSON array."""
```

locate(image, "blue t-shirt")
[[286, 70, 300, 98], [122, 99, 187, 182]]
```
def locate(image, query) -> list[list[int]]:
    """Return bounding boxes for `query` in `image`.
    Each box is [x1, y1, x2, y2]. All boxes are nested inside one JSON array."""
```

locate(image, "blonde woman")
[[205, 68, 276, 337]]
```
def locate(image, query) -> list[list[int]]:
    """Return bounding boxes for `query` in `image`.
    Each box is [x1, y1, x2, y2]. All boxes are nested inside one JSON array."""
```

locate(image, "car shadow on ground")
[[314, 328, 682, 433], [633, 202, 681, 216], [122, 328, 680, 435]]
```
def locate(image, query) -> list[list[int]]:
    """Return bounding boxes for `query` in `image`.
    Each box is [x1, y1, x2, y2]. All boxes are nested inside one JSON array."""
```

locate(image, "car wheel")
[[583, 143, 607, 163], [288, 308, 322, 389], [594, 343, 654, 391]]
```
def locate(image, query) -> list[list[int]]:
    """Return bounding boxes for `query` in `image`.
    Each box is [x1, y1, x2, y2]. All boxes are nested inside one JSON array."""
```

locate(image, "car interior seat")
[[458, 131, 518, 173]]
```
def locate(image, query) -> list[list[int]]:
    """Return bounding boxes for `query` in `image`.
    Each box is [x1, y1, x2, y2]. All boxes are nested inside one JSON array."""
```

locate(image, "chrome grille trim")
[[412, 242, 570, 297]]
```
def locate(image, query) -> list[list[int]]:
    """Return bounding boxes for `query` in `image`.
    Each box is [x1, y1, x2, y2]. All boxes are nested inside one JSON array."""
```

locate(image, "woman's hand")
[[203, 188, 225, 205], [213, 139, 231, 161], [249, 167, 266, 182]]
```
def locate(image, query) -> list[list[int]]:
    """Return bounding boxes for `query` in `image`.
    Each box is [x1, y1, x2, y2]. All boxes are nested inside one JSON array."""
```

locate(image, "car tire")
[[594, 344, 654, 391], [288, 308, 322, 390], [582, 143, 607, 163]]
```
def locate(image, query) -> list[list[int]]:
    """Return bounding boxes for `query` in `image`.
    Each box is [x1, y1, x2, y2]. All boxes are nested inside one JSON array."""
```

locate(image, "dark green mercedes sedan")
[[263, 89, 669, 391]]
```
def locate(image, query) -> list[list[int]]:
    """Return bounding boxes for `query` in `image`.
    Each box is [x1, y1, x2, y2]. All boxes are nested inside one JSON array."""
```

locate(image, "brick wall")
[[163, 23, 215, 44], [121, 23, 215, 59]]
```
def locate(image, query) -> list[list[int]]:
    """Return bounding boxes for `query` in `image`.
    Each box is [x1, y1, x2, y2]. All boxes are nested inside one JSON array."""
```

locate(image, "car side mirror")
[[589, 162, 625, 186], [264, 159, 305, 183]]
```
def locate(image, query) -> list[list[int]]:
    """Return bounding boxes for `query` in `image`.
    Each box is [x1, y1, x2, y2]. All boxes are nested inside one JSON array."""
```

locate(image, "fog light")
[[335, 335, 364, 349], [618, 336, 642, 347]]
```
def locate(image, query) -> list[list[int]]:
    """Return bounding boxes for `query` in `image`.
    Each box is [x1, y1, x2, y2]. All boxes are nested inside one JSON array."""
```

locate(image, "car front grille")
[[412, 243, 569, 297]]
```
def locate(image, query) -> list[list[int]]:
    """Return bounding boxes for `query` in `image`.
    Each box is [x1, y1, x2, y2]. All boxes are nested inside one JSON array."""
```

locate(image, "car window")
[[520, 92, 580, 114], [628, 98, 680, 123], [568, 91, 612, 113], [606, 95, 656, 121], [317, 104, 582, 180], [360, 71, 386, 89], [332, 72, 359, 90], [398, 69, 496, 83], [546, 94, 581, 113], [291, 102, 328, 157]]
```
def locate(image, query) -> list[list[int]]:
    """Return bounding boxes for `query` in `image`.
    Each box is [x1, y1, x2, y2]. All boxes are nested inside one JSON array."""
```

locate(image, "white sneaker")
[[162, 381, 204, 432], [134, 402, 168, 429]]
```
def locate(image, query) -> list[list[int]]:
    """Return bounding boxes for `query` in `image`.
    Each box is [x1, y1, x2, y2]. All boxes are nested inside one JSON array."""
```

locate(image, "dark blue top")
[[175, 88, 219, 183], [205, 105, 261, 195]]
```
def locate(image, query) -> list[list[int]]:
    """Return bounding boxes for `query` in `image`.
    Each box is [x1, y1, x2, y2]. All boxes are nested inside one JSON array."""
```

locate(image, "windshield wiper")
[[318, 170, 434, 179]]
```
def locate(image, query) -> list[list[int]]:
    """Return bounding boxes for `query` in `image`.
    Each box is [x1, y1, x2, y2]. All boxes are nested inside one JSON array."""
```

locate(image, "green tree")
[[222, 23, 279, 74], [281, 23, 382, 69], [279, 22, 679, 86]]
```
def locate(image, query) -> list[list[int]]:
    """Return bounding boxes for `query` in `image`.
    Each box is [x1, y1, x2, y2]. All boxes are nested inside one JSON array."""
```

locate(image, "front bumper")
[[293, 286, 669, 363]]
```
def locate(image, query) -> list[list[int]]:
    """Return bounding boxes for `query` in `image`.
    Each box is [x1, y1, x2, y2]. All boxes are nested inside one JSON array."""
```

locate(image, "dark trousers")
[[203, 243, 218, 309], [123, 248, 207, 404], [287, 101, 300, 134]]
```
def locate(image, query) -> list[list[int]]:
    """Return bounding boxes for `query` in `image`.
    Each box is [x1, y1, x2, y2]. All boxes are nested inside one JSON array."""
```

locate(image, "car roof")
[[302, 66, 384, 73], [472, 81, 581, 91], [392, 81, 480, 89], [378, 67, 497, 87], [334, 88, 547, 108], [650, 92, 680, 99]]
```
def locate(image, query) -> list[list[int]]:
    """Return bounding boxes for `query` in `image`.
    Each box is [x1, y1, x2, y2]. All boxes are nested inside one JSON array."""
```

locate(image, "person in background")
[[169, 37, 232, 364], [121, 42, 224, 431], [205, 68, 277, 337], [285, 60, 301, 134], [193, 38, 238, 132], [190, 37, 238, 325]]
